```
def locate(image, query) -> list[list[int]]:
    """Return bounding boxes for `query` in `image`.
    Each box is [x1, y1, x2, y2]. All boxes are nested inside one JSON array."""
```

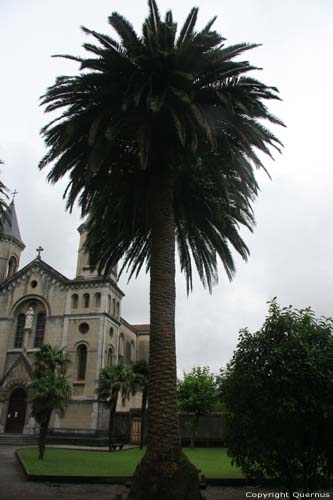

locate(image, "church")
[[0, 201, 150, 438]]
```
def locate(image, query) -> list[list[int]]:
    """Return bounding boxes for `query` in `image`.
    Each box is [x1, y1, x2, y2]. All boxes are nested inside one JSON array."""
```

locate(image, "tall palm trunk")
[[128, 173, 202, 499], [108, 392, 118, 452], [139, 386, 147, 450]]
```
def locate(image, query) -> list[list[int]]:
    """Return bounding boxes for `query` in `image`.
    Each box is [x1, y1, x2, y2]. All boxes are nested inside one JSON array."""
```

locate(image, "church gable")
[[0, 258, 69, 318], [0, 257, 69, 293]]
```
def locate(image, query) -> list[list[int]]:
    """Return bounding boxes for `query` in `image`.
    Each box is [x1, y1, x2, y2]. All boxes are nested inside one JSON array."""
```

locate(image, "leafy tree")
[[29, 345, 72, 460], [97, 364, 136, 452], [132, 359, 149, 449], [39, 1, 283, 497], [221, 300, 333, 494], [177, 367, 218, 448]]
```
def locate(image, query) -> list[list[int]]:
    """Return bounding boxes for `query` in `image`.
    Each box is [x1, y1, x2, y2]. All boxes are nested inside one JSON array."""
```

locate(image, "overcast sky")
[[0, 0, 332, 374]]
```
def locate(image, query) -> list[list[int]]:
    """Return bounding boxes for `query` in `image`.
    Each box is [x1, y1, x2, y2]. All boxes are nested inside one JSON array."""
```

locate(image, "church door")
[[5, 388, 27, 433]]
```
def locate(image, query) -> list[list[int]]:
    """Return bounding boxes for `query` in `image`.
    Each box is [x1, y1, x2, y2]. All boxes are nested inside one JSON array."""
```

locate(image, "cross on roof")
[[11, 190, 18, 202], [36, 246, 44, 259]]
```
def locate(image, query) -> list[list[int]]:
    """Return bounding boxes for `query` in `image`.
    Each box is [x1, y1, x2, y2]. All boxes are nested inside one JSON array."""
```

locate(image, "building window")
[[107, 295, 111, 314], [34, 313, 46, 348], [116, 302, 120, 319], [112, 298, 116, 317], [79, 322, 89, 334], [109, 327, 114, 339], [14, 314, 25, 348], [118, 333, 124, 363], [77, 344, 87, 380], [71, 294, 78, 309], [83, 293, 90, 308], [7, 256, 18, 279], [107, 347, 114, 368], [94, 293, 101, 308]]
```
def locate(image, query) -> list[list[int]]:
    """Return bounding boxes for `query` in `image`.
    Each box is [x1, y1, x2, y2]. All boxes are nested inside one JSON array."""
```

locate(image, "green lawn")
[[18, 447, 243, 479]]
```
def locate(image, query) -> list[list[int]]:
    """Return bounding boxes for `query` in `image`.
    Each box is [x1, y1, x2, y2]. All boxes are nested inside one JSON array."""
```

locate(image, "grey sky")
[[0, 0, 332, 374]]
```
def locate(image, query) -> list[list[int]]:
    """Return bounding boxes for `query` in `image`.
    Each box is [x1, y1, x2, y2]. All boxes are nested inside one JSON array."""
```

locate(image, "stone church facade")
[[0, 201, 150, 436]]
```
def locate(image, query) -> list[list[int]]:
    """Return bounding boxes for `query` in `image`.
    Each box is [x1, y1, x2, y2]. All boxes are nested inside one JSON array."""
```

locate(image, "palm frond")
[[177, 8, 198, 47]]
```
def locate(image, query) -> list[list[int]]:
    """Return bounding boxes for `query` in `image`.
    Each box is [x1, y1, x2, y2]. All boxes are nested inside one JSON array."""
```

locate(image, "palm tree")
[[97, 364, 136, 451], [132, 359, 149, 449], [29, 345, 72, 459], [39, 1, 283, 497]]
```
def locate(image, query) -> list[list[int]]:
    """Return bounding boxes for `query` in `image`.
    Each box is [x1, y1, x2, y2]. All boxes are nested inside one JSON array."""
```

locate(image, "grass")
[[18, 447, 244, 479]]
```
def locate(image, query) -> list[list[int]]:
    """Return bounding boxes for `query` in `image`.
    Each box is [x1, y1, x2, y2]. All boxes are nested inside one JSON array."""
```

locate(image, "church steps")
[[0, 434, 37, 446]]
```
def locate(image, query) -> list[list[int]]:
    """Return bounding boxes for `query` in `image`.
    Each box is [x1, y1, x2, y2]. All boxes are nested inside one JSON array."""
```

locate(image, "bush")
[[221, 299, 333, 493]]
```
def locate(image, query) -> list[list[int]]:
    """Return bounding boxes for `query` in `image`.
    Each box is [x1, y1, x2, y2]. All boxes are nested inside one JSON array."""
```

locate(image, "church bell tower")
[[0, 201, 25, 283], [75, 222, 118, 280]]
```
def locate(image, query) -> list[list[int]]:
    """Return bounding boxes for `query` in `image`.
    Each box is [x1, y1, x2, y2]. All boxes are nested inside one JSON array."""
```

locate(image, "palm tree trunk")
[[108, 394, 118, 452], [139, 387, 147, 450], [38, 411, 51, 460], [128, 172, 202, 500]]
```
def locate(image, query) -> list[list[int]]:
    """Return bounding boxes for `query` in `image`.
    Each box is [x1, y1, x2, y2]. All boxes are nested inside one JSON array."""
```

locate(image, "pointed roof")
[[1, 201, 24, 247]]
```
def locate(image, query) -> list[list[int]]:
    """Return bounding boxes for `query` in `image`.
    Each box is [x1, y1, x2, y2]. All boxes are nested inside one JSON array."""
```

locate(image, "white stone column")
[[96, 314, 106, 379], [62, 291, 72, 347]]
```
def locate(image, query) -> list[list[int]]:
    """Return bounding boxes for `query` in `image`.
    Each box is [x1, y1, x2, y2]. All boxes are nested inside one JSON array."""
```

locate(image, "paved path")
[[0, 446, 127, 500], [1, 446, 332, 500]]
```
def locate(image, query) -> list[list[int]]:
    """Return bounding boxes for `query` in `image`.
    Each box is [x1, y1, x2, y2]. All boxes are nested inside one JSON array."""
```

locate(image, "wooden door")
[[131, 417, 141, 444], [5, 388, 27, 433]]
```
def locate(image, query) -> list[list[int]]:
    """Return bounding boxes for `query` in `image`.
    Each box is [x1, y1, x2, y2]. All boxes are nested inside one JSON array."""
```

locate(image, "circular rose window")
[[79, 322, 89, 334], [31, 280, 38, 288]]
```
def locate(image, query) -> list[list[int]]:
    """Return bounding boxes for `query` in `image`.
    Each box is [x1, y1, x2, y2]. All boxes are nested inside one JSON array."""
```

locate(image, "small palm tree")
[[97, 364, 136, 451], [132, 360, 149, 449], [29, 345, 72, 460], [39, 1, 283, 496]]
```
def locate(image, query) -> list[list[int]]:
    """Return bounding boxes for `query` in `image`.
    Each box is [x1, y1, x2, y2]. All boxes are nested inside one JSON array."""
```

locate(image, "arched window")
[[116, 302, 120, 319], [107, 347, 114, 368], [34, 313, 46, 348], [7, 256, 18, 279], [71, 294, 78, 309], [107, 295, 111, 314], [77, 344, 87, 380], [14, 314, 25, 348], [83, 293, 90, 308], [94, 293, 101, 308], [112, 298, 116, 316], [131, 340, 135, 362], [125, 340, 132, 364], [118, 333, 124, 363]]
